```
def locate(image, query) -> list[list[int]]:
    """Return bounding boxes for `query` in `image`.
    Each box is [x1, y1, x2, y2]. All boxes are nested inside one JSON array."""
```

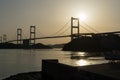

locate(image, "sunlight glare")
[[78, 52, 85, 56], [76, 59, 88, 66], [79, 13, 87, 21]]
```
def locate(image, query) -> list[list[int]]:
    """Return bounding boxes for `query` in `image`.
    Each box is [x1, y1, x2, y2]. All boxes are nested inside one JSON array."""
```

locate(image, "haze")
[[0, 0, 120, 44]]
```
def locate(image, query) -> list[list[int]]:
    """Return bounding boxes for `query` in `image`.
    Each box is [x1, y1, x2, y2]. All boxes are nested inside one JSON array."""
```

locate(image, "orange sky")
[[0, 0, 120, 44]]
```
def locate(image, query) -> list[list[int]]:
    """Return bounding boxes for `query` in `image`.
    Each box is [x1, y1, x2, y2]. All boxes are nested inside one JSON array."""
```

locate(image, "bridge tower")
[[17, 28, 22, 44], [3, 34, 7, 43], [71, 17, 80, 41], [0, 36, 2, 43], [30, 26, 36, 45]]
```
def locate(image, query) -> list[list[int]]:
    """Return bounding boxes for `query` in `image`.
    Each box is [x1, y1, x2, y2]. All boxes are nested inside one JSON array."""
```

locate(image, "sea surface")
[[0, 49, 108, 79]]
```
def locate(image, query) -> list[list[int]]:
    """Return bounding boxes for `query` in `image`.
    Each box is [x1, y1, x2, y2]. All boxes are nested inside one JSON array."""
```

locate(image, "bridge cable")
[[80, 25, 93, 33], [56, 26, 70, 36], [82, 21, 99, 33], [48, 19, 71, 36]]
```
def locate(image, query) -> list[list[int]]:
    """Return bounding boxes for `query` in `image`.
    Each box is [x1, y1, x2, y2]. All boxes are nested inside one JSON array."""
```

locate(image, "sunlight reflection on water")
[[76, 59, 88, 66], [0, 49, 108, 79], [68, 51, 108, 66], [78, 52, 86, 56]]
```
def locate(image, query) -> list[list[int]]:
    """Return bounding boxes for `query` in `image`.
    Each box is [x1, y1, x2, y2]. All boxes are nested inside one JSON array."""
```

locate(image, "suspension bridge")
[[0, 17, 120, 45]]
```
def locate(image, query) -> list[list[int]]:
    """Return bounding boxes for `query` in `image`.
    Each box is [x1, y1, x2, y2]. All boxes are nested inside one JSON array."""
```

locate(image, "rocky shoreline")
[[63, 36, 120, 51], [3, 71, 42, 80]]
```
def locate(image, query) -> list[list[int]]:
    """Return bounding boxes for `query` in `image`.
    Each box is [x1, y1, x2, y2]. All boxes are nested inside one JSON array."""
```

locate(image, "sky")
[[0, 0, 120, 44]]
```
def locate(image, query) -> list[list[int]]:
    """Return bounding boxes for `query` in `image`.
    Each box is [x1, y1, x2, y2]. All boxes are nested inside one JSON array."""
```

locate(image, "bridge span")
[[6, 31, 120, 43], [1, 17, 120, 44]]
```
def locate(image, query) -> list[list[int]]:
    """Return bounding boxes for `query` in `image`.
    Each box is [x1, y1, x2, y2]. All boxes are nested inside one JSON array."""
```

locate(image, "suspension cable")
[[48, 19, 71, 36], [80, 25, 93, 33], [82, 21, 99, 33], [56, 26, 70, 35]]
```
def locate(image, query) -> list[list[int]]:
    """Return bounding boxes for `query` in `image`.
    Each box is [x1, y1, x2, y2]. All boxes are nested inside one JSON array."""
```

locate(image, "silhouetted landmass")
[[31, 43, 52, 49], [3, 71, 41, 80], [50, 43, 65, 48], [0, 43, 52, 49], [63, 34, 120, 51]]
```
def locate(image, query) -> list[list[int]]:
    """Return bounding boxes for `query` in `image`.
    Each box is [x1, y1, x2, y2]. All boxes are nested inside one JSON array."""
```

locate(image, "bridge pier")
[[30, 26, 36, 45], [0, 36, 2, 43], [3, 34, 7, 43], [71, 17, 80, 41], [17, 28, 22, 45]]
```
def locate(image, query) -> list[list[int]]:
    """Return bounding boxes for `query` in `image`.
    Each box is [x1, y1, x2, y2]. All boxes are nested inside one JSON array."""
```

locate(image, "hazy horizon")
[[0, 0, 120, 44]]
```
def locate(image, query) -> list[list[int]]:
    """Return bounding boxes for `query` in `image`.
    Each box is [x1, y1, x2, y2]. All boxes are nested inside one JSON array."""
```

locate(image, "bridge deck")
[[6, 31, 120, 43]]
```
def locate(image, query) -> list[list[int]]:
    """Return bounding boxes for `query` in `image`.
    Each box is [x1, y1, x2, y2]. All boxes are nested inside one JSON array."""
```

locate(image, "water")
[[0, 49, 108, 79]]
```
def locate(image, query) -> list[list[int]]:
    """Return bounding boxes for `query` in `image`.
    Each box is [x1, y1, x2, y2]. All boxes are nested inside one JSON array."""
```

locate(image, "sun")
[[79, 13, 87, 21]]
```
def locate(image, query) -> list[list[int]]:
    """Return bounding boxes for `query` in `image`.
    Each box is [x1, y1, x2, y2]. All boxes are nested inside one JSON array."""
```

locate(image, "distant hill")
[[63, 35, 120, 52], [31, 43, 52, 49], [0, 43, 52, 49], [49, 43, 65, 48]]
